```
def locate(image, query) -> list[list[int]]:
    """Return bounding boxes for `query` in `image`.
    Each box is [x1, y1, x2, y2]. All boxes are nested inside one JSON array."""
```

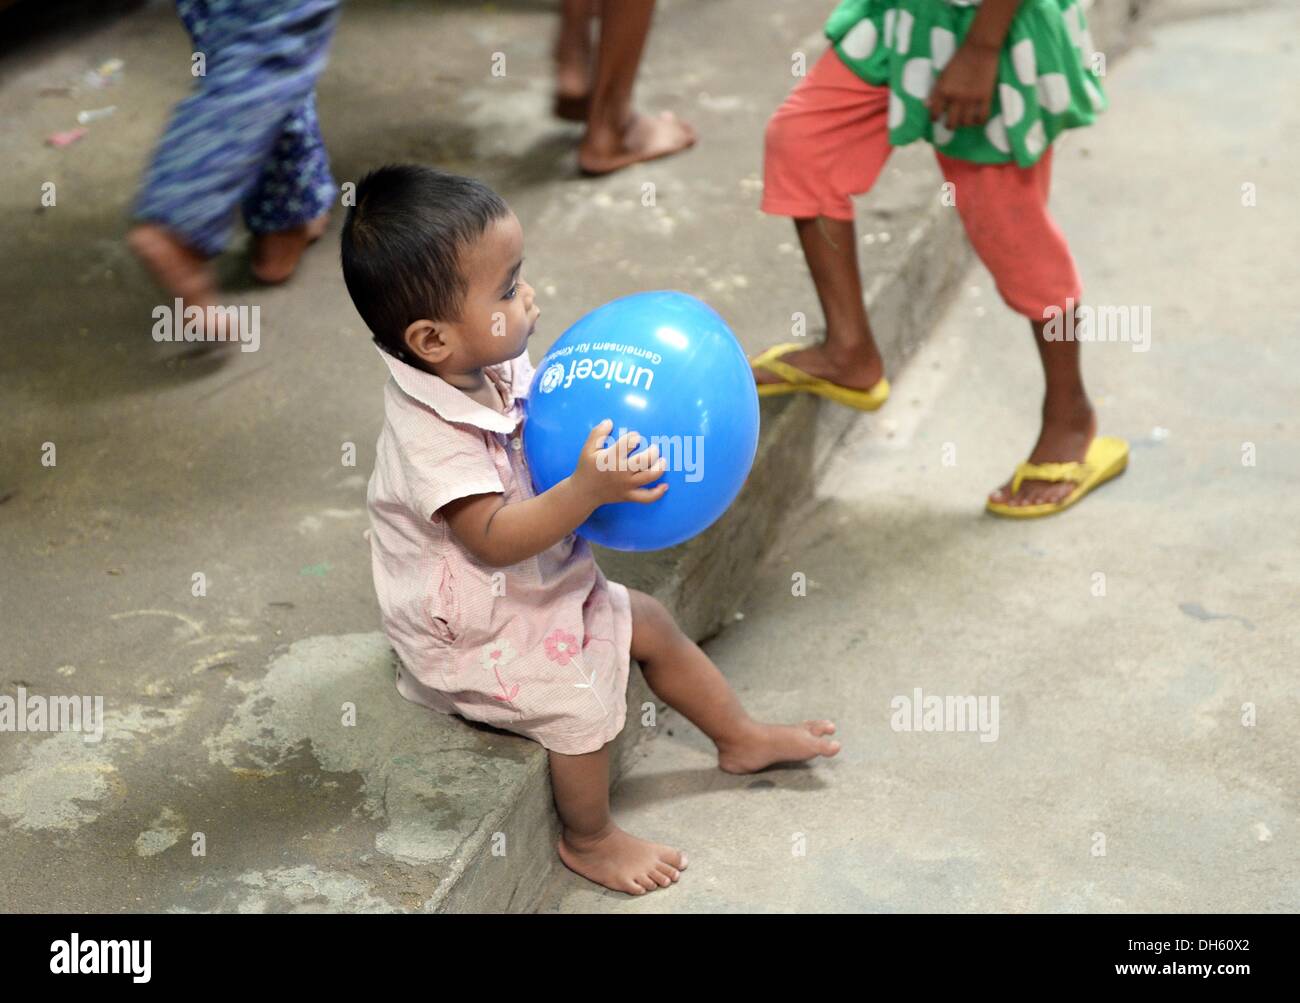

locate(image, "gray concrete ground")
[[540, 0, 1300, 912], [1, 0, 1295, 912]]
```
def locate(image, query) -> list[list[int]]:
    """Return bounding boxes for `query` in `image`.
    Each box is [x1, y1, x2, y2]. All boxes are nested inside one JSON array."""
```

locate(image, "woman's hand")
[[927, 41, 1002, 129]]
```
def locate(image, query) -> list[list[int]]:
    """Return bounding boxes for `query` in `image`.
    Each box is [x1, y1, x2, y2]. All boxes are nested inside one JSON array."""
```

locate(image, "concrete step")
[[300, 0, 1151, 915]]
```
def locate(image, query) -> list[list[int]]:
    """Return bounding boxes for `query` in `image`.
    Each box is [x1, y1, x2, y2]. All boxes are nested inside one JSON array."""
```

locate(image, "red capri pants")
[[762, 48, 1081, 320]]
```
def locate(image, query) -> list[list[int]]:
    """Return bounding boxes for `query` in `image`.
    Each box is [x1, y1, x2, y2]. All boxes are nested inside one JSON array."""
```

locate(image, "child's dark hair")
[[340, 164, 510, 358]]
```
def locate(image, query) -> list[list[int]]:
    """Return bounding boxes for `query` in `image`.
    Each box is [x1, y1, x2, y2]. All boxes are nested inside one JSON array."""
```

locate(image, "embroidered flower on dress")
[[543, 629, 579, 666], [479, 639, 518, 672], [479, 639, 520, 703]]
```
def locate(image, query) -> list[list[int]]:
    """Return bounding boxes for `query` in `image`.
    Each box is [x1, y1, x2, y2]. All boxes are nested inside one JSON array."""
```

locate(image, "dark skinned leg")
[[628, 590, 839, 774], [553, 0, 597, 121], [577, 0, 696, 175], [989, 310, 1097, 507], [754, 216, 885, 390], [550, 742, 686, 896]]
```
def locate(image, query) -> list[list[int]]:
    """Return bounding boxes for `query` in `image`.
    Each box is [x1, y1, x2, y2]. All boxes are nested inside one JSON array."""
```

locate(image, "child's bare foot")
[[250, 213, 329, 285], [717, 720, 840, 775], [558, 823, 687, 896], [988, 400, 1097, 508], [578, 110, 697, 175], [752, 340, 885, 390]]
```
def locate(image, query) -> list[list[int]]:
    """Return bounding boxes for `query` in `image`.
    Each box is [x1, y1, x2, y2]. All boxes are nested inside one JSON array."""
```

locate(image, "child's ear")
[[403, 319, 453, 366]]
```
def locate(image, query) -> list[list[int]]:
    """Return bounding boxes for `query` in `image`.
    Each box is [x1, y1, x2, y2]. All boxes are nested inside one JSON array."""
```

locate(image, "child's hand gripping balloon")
[[570, 419, 670, 507]]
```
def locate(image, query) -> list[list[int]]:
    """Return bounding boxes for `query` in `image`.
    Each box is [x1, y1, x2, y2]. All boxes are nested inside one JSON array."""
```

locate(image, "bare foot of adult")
[[752, 340, 886, 391], [578, 110, 697, 176], [557, 823, 686, 895], [128, 223, 217, 306], [716, 720, 840, 775], [988, 400, 1098, 509], [250, 213, 329, 285], [128, 223, 237, 350]]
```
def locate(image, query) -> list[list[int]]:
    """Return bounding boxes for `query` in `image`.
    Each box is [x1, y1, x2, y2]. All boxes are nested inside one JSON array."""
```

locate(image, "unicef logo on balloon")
[[539, 362, 565, 393], [524, 291, 759, 552]]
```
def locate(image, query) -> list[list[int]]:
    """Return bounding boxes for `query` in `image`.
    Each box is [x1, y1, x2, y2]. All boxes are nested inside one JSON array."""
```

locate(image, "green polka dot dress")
[[826, 0, 1107, 166]]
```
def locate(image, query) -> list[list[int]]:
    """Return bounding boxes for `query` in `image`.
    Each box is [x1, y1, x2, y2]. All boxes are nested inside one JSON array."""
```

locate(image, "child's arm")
[[927, 0, 1025, 129], [440, 419, 668, 567]]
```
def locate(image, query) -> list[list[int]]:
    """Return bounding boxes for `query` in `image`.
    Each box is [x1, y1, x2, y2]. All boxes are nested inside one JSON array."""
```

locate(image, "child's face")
[[403, 210, 540, 376]]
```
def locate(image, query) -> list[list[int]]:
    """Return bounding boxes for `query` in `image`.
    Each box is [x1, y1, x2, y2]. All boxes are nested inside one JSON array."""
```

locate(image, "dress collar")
[[377, 345, 526, 434]]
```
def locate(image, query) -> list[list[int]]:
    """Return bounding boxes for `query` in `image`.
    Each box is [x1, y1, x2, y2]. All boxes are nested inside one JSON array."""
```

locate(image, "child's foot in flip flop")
[[988, 401, 1097, 508], [578, 110, 697, 175], [558, 823, 687, 896], [716, 720, 840, 774], [752, 341, 884, 391]]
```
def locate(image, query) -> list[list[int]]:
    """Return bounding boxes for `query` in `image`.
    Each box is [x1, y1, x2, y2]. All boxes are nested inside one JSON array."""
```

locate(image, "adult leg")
[[553, 0, 598, 122], [577, 0, 696, 175], [127, 0, 221, 317], [242, 91, 335, 284], [129, 0, 341, 304]]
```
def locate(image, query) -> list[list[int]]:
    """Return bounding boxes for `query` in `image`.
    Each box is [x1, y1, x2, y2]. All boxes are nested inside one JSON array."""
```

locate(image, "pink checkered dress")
[[366, 346, 633, 755]]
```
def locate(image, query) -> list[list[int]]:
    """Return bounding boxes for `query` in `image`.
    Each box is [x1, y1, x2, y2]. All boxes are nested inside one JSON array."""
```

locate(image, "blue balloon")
[[524, 291, 759, 552]]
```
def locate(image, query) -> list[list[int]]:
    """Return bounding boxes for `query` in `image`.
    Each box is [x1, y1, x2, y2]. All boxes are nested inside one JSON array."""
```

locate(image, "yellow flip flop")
[[986, 435, 1129, 518], [750, 342, 890, 412]]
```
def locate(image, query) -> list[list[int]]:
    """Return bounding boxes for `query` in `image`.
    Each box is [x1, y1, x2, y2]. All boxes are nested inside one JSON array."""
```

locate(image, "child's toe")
[[1028, 484, 1054, 505]]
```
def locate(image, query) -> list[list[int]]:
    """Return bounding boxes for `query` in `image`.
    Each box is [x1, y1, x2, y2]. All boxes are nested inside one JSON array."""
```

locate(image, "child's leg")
[[935, 147, 1094, 508], [785, 216, 886, 389], [1011, 310, 1095, 507], [550, 744, 686, 896], [628, 590, 840, 774], [757, 49, 895, 390]]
